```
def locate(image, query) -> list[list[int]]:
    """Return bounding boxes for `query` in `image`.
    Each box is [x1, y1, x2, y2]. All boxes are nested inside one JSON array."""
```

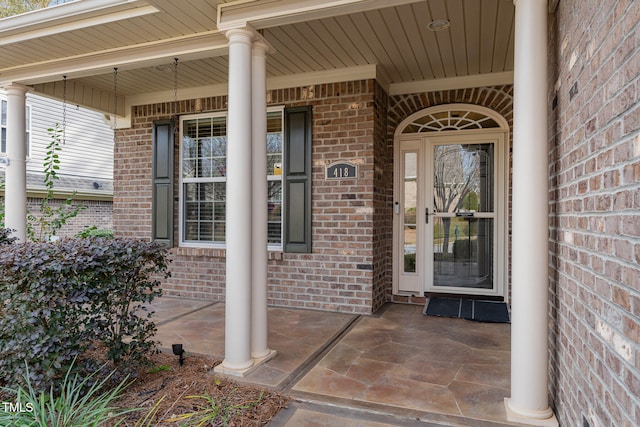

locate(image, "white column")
[[4, 84, 28, 242], [506, 0, 556, 425], [220, 28, 254, 372], [251, 40, 272, 360]]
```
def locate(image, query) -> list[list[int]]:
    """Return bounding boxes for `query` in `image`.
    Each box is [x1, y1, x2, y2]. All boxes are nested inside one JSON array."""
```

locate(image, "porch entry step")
[[423, 297, 510, 323]]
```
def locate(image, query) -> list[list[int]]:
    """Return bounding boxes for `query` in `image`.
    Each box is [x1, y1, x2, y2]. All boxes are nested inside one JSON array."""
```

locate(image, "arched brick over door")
[[387, 85, 514, 137]]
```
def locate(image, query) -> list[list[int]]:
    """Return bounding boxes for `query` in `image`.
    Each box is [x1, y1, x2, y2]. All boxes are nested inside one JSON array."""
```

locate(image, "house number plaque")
[[326, 162, 357, 180]]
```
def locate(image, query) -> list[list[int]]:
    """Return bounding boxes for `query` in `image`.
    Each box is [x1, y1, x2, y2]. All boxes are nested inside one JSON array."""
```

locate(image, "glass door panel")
[[429, 142, 496, 293], [396, 143, 423, 294], [433, 217, 494, 289], [403, 152, 418, 273]]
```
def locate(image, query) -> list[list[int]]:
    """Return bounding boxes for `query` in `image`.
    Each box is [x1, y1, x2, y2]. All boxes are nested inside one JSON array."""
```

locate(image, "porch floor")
[[150, 297, 524, 426]]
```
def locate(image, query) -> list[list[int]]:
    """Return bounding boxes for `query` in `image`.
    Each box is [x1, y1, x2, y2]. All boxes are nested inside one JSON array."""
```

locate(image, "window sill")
[[174, 246, 226, 258], [174, 246, 284, 261]]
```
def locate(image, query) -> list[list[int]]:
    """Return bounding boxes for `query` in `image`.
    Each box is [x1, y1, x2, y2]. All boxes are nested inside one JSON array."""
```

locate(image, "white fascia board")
[[0, 0, 155, 41], [0, 31, 227, 87], [0, 5, 159, 46], [217, 0, 423, 30], [389, 71, 515, 96], [267, 65, 378, 90], [126, 65, 379, 107], [126, 83, 229, 107]]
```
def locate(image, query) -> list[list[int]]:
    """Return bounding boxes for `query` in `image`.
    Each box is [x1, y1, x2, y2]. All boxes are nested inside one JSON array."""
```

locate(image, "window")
[[1, 99, 31, 158], [267, 111, 283, 245], [179, 109, 284, 247]]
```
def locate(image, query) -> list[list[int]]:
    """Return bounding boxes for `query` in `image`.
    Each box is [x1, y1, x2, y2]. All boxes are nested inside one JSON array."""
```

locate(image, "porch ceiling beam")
[[389, 71, 515, 95], [0, 31, 227, 87], [217, 0, 424, 30]]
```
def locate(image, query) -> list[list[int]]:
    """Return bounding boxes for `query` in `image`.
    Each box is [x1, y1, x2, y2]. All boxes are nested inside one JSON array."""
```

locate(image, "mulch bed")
[[0, 345, 288, 426], [111, 351, 289, 426]]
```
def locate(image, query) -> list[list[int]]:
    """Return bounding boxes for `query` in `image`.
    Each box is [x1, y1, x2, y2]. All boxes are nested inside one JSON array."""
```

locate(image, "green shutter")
[[152, 120, 174, 246], [284, 106, 312, 253]]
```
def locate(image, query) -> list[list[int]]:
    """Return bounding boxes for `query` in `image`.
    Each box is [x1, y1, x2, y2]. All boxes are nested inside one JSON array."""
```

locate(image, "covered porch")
[[151, 296, 514, 426], [0, 0, 557, 424]]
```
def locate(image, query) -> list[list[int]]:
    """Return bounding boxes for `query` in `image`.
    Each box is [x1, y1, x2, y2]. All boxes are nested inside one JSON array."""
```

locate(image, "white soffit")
[[0, 31, 228, 87], [0, 0, 158, 45]]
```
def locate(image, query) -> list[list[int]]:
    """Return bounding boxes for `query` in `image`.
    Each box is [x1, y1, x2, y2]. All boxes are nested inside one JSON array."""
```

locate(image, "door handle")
[[425, 208, 429, 224]]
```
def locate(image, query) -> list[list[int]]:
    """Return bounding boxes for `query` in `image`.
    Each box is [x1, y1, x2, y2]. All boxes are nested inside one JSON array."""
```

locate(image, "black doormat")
[[423, 297, 510, 323]]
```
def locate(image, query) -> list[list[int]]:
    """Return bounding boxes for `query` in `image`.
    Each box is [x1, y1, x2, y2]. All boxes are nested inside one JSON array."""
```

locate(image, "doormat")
[[423, 297, 510, 323]]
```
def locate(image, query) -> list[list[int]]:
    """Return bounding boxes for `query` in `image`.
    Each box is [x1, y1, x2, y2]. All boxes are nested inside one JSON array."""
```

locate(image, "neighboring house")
[[0, 1, 637, 427], [0, 92, 113, 237]]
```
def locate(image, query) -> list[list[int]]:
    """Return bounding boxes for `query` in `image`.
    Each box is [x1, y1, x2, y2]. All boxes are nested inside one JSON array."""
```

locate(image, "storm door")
[[393, 105, 507, 298], [426, 136, 497, 294]]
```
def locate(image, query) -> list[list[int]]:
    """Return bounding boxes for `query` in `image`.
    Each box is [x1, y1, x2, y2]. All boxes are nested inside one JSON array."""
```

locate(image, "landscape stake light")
[[172, 343, 185, 366]]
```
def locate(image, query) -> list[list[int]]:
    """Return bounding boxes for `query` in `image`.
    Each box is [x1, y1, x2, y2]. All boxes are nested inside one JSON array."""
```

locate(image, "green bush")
[[75, 226, 114, 239], [0, 228, 17, 245], [0, 238, 169, 393]]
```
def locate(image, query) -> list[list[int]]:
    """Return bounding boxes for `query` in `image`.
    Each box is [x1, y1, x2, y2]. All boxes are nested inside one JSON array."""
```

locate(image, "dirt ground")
[[113, 351, 288, 426]]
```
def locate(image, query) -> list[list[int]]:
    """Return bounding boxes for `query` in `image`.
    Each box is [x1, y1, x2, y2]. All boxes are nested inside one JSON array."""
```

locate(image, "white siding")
[[25, 94, 114, 180]]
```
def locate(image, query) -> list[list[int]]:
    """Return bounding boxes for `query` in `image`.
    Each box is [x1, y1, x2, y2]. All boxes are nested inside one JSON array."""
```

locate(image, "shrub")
[[75, 226, 114, 239], [0, 228, 17, 245], [0, 238, 169, 392]]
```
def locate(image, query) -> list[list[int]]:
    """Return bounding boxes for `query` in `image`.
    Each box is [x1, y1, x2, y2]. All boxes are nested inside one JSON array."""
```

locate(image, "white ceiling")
[[0, 0, 515, 112]]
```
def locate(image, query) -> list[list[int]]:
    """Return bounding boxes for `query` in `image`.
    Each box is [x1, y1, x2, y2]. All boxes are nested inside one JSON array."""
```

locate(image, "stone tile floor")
[[149, 297, 525, 426]]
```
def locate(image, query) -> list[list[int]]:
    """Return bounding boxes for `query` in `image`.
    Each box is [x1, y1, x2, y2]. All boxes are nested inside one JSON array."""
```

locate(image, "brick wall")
[[1, 196, 112, 238], [115, 80, 383, 314], [386, 85, 514, 305], [372, 81, 391, 312], [548, 1, 639, 425], [269, 80, 378, 313]]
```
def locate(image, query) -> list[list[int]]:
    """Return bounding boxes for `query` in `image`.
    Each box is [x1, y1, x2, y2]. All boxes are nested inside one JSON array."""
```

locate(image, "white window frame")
[[266, 106, 285, 250], [0, 98, 31, 162], [178, 106, 284, 249]]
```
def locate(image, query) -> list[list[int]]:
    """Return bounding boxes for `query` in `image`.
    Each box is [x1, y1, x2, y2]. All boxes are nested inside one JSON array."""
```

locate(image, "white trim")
[[423, 132, 506, 298], [178, 110, 228, 248], [267, 65, 378, 91], [389, 72, 514, 96], [393, 140, 423, 295], [178, 107, 285, 250], [0, 97, 31, 159], [127, 65, 378, 109], [0, 5, 158, 46], [0, 0, 148, 33], [217, 0, 423, 30]]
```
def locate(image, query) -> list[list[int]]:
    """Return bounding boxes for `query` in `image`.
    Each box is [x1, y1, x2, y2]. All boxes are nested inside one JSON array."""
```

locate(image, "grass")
[[0, 360, 137, 427]]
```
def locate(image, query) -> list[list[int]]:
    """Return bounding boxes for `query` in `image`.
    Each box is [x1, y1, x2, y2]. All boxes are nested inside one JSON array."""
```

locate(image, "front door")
[[394, 110, 507, 298]]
